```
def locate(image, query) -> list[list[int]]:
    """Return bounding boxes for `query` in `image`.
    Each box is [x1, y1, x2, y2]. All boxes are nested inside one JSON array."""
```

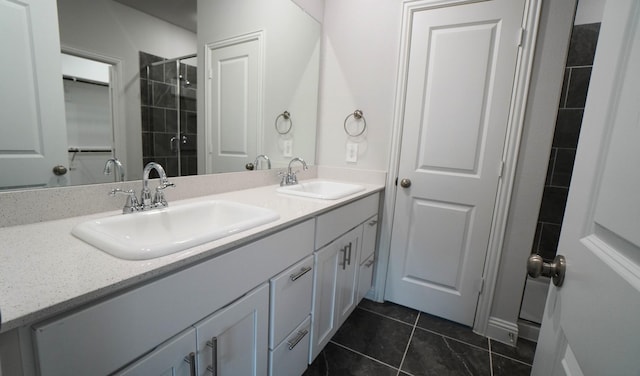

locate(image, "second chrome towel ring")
[[344, 110, 367, 137], [275, 111, 293, 134]]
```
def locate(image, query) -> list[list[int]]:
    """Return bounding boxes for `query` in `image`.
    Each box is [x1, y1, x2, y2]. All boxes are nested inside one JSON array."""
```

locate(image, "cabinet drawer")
[[315, 193, 379, 249], [269, 316, 311, 376], [361, 215, 378, 264], [357, 254, 376, 303], [269, 255, 314, 349]]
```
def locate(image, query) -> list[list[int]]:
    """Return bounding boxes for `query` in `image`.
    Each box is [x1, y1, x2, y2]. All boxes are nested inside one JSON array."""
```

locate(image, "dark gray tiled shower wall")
[[139, 51, 198, 178], [532, 23, 600, 261]]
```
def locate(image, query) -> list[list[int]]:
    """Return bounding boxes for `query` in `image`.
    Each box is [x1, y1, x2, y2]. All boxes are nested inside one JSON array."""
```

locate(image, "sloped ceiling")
[[113, 0, 197, 33]]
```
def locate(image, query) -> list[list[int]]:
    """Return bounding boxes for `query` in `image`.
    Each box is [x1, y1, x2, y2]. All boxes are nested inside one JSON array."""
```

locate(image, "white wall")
[[57, 0, 196, 179], [197, 0, 321, 170], [316, 0, 401, 170]]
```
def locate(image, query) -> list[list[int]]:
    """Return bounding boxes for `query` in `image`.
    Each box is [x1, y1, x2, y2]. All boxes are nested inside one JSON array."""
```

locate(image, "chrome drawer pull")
[[287, 329, 309, 350], [184, 352, 196, 376], [368, 219, 378, 226], [365, 258, 375, 267], [206, 337, 218, 375], [290, 266, 312, 282]]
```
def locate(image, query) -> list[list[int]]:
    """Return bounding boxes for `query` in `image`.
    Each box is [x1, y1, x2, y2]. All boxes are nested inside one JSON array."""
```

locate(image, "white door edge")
[[374, 0, 542, 335]]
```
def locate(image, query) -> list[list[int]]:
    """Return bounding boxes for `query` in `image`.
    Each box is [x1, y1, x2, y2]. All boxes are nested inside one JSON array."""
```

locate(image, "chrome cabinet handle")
[[368, 219, 378, 226], [207, 337, 218, 375], [346, 242, 352, 265], [287, 329, 309, 350], [290, 266, 312, 281], [183, 352, 196, 376], [341, 246, 347, 270], [365, 258, 375, 267], [527, 254, 566, 287]]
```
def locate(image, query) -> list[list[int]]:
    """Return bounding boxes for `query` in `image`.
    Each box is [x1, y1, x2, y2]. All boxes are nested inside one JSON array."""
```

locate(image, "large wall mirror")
[[0, 0, 320, 190]]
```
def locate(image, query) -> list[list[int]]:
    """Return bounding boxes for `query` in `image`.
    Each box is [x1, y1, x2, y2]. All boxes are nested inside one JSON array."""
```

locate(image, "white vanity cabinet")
[[310, 193, 380, 362], [22, 191, 381, 376], [33, 220, 314, 376]]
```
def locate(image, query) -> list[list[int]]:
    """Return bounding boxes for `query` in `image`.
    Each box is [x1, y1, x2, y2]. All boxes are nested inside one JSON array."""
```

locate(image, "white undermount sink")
[[276, 180, 365, 200], [72, 200, 280, 260]]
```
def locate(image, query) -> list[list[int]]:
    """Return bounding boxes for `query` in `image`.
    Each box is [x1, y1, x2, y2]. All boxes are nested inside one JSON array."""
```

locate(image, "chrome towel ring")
[[275, 111, 293, 134], [344, 109, 367, 137]]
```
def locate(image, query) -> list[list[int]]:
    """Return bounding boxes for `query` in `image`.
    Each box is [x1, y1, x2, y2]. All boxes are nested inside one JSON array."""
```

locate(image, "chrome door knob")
[[52, 165, 68, 176], [527, 254, 566, 287], [400, 178, 412, 188]]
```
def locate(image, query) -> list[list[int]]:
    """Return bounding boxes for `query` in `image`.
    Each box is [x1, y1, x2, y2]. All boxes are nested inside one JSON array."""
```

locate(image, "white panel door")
[[0, 0, 68, 189], [532, 2, 640, 375], [385, 0, 526, 326], [206, 34, 262, 173]]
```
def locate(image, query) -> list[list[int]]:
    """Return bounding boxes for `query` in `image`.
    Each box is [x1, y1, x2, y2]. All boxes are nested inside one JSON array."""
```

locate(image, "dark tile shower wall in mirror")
[[140, 51, 198, 178], [533, 23, 601, 261]]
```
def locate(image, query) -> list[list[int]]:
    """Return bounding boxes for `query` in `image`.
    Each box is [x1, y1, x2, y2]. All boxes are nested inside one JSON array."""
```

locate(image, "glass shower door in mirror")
[[140, 52, 198, 178]]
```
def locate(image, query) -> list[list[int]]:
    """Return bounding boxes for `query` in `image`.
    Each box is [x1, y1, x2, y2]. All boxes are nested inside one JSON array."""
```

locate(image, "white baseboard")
[[517, 319, 540, 342], [485, 316, 519, 346]]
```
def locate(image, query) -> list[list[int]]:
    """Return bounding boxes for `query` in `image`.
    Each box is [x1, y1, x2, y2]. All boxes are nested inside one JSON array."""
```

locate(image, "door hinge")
[[478, 278, 485, 295], [498, 160, 505, 178], [517, 27, 525, 47]]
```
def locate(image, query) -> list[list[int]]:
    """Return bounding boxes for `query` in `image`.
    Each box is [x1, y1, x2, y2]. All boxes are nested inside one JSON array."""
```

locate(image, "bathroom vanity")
[[0, 178, 382, 376]]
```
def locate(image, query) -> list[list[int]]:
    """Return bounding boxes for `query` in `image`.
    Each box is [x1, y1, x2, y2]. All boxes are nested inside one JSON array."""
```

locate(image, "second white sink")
[[277, 180, 365, 200], [72, 200, 280, 260]]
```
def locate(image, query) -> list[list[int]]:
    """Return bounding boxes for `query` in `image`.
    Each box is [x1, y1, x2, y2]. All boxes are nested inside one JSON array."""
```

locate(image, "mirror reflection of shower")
[[62, 53, 119, 186], [140, 52, 198, 178]]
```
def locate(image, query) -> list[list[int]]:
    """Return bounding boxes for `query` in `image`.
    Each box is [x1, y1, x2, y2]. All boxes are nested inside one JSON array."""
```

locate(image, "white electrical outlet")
[[283, 139, 293, 157], [346, 142, 358, 163]]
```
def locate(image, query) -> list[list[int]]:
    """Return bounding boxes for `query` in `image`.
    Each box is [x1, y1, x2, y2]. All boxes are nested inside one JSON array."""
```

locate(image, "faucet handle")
[[153, 181, 174, 207], [110, 188, 140, 213]]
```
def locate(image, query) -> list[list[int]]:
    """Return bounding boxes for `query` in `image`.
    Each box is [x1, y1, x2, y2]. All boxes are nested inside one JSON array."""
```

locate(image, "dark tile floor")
[[304, 300, 536, 376]]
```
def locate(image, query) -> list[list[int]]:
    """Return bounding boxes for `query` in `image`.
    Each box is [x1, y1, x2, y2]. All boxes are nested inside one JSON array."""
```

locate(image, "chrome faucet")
[[253, 154, 272, 170], [280, 157, 308, 186], [141, 162, 174, 209], [109, 162, 174, 214], [103, 158, 125, 182]]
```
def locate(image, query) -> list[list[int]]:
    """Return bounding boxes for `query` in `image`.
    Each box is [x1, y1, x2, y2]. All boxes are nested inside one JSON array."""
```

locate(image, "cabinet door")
[[195, 284, 269, 376], [310, 239, 341, 361], [335, 226, 362, 326], [117, 328, 196, 376], [310, 226, 362, 362]]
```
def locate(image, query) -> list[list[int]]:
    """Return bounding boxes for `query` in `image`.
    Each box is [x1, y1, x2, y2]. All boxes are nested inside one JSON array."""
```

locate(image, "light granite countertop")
[[0, 180, 383, 333]]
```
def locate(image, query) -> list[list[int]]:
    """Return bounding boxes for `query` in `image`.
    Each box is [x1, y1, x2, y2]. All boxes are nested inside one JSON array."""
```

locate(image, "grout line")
[[491, 351, 535, 367], [562, 67, 572, 108], [412, 325, 490, 353], [357, 306, 417, 328], [396, 312, 420, 376], [329, 340, 401, 372], [488, 338, 494, 376]]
